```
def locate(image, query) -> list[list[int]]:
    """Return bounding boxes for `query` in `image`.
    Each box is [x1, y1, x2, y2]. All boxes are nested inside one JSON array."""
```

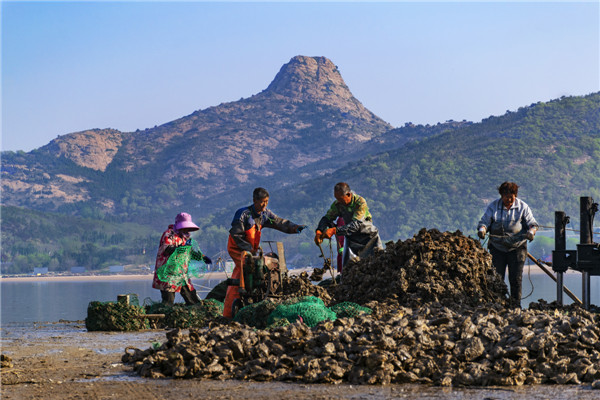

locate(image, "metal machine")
[[229, 242, 286, 316], [552, 196, 600, 310]]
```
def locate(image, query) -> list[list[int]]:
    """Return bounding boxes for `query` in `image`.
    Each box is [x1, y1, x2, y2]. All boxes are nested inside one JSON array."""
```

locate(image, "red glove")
[[323, 227, 337, 239]]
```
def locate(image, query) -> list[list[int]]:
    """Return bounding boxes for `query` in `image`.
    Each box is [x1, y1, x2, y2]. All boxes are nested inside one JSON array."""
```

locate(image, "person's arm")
[[229, 210, 254, 252], [476, 202, 495, 239], [478, 203, 495, 230], [263, 210, 300, 233], [316, 202, 339, 232], [522, 205, 538, 230], [158, 231, 180, 258], [522, 204, 539, 240]]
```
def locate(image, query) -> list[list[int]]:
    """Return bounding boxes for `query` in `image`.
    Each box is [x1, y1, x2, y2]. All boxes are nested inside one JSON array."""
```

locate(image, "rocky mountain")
[[4, 56, 438, 221]]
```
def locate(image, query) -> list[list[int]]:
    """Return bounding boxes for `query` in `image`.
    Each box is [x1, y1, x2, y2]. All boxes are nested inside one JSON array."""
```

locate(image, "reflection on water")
[[0, 277, 222, 324], [519, 269, 600, 308], [1, 272, 598, 324]]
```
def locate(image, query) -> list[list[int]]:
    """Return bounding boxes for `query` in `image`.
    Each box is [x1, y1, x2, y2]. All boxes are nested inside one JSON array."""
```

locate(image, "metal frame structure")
[[552, 197, 599, 310]]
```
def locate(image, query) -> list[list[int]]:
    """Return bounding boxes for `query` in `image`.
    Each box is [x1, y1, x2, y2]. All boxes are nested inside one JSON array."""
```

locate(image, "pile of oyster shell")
[[282, 272, 332, 306], [123, 229, 600, 387], [334, 228, 509, 307]]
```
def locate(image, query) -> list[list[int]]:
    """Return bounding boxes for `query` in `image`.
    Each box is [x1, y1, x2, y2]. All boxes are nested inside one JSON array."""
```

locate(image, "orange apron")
[[223, 223, 262, 318]]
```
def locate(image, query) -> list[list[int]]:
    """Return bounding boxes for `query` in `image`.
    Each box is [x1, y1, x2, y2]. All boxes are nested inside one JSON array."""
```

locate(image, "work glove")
[[297, 225, 308, 233], [477, 227, 486, 239], [202, 255, 212, 264], [323, 227, 337, 239], [526, 228, 536, 241], [314, 230, 323, 245]]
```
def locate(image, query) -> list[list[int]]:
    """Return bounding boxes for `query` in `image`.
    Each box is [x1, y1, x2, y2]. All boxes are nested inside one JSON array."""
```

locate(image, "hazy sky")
[[2, 1, 598, 152]]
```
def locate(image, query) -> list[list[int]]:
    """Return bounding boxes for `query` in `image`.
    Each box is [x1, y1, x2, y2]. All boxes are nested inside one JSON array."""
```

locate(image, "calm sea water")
[[1, 273, 599, 325], [0, 276, 223, 325]]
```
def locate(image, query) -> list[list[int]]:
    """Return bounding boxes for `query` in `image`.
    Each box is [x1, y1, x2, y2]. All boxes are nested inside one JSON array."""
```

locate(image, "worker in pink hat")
[[152, 212, 211, 305]]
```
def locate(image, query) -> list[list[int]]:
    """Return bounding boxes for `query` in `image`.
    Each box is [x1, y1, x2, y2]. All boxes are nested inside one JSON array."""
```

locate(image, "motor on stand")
[[230, 246, 285, 317], [551, 196, 600, 310]]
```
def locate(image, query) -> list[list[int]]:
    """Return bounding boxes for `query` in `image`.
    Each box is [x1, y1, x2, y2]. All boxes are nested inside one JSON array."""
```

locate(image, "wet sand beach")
[[1, 321, 599, 400]]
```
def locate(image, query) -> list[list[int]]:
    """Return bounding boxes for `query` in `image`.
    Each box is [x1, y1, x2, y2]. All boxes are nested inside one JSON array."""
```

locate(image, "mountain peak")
[[264, 56, 356, 106]]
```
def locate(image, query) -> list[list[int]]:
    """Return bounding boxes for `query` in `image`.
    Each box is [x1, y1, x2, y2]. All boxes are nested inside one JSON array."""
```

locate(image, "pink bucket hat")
[[174, 212, 199, 231]]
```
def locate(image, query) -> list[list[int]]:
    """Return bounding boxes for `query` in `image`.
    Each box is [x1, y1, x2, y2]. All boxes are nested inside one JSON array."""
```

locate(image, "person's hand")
[[203, 255, 212, 264], [314, 230, 323, 245], [297, 225, 308, 233], [323, 227, 337, 239], [526, 228, 536, 241], [477, 227, 486, 239]]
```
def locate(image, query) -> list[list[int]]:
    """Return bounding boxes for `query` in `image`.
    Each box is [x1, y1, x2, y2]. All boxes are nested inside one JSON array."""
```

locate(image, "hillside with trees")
[[270, 92, 600, 244], [0, 206, 156, 274]]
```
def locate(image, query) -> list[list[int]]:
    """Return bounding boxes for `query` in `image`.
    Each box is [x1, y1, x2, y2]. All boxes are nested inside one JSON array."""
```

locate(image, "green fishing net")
[[267, 296, 337, 328], [156, 239, 208, 286], [233, 299, 280, 329], [85, 301, 149, 331], [144, 298, 224, 329], [329, 302, 372, 318], [86, 297, 225, 331], [232, 296, 371, 329]]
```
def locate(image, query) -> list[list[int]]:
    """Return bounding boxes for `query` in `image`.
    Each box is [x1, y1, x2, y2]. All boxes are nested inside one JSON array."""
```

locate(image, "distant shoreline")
[[1, 273, 155, 282], [0, 265, 570, 283], [0, 268, 316, 283], [0, 272, 228, 283], [2, 264, 585, 284]]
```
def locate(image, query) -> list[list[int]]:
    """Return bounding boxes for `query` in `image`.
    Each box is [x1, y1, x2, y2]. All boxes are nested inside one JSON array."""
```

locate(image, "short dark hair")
[[253, 187, 270, 201], [334, 182, 351, 195], [498, 181, 519, 196]]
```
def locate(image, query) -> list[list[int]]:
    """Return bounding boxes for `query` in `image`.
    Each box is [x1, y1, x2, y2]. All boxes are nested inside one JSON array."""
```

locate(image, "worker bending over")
[[315, 182, 383, 268]]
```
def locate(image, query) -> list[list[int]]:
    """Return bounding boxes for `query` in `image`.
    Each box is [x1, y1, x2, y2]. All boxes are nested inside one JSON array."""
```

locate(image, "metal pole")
[[555, 211, 567, 305], [555, 211, 567, 251], [582, 271, 590, 308], [580, 197, 593, 245], [556, 272, 564, 305], [580, 197, 593, 310]]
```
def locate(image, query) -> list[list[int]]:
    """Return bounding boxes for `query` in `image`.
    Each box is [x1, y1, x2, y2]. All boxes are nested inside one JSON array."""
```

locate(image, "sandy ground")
[[1, 321, 599, 400]]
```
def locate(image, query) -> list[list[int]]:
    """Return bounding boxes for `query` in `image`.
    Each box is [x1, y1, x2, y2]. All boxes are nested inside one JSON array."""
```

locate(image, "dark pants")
[[489, 245, 527, 302], [160, 286, 199, 306]]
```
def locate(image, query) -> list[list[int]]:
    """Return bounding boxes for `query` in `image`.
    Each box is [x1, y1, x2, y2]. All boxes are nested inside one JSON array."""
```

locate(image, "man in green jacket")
[[315, 182, 383, 268]]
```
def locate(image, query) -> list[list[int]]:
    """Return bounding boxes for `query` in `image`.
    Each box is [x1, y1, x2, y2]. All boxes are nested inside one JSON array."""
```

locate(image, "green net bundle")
[[233, 299, 280, 329], [231, 296, 371, 329], [329, 302, 372, 318], [85, 301, 149, 331], [267, 296, 337, 328], [156, 239, 208, 286], [145, 299, 224, 329]]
